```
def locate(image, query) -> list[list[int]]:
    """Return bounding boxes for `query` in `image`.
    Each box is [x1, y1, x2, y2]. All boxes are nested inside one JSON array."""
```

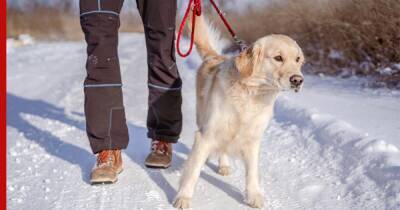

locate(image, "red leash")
[[176, 0, 201, 58], [176, 0, 246, 58]]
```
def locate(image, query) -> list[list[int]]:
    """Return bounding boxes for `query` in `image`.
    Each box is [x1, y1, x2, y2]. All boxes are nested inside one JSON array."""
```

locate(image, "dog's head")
[[235, 34, 305, 92]]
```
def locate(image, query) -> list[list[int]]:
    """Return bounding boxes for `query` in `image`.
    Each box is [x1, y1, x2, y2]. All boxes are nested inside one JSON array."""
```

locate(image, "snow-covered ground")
[[7, 33, 400, 210]]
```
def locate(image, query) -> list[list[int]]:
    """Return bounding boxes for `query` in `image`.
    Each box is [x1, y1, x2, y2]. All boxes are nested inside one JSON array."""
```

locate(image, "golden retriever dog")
[[174, 14, 305, 209]]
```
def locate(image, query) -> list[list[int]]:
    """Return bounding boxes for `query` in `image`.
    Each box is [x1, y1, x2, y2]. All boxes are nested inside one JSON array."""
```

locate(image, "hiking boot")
[[90, 150, 123, 184], [144, 140, 172, 168]]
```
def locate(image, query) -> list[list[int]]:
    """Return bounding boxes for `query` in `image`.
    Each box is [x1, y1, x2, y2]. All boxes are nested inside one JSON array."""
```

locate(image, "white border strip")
[[80, 10, 119, 17], [148, 83, 181, 91], [84, 84, 122, 88]]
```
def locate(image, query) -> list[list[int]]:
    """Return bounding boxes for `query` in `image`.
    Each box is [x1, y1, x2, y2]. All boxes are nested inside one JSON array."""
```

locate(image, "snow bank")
[[276, 96, 365, 146], [275, 95, 400, 156], [7, 34, 35, 55], [275, 96, 400, 208], [18, 34, 35, 45]]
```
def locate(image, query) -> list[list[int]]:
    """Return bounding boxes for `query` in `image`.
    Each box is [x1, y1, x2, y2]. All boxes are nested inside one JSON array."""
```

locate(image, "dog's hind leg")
[[218, 153, 230, 176], [174, 132, 213, 209]]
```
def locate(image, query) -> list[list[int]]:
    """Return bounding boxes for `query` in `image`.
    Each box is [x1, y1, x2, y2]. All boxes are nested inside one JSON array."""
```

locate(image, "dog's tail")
[[187, 14, 224, 60]]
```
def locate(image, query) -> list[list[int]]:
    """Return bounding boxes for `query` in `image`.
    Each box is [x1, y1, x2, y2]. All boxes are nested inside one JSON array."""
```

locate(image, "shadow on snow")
[[7, 93, 245, 205]]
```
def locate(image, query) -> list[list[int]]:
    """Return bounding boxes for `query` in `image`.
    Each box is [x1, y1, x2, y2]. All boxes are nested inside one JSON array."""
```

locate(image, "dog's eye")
[[274, 56, 283, 62], [296, 57, 300, 62]]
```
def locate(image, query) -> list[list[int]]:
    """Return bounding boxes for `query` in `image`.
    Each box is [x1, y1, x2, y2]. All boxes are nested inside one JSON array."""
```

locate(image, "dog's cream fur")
[[174, 15, 305, 209]]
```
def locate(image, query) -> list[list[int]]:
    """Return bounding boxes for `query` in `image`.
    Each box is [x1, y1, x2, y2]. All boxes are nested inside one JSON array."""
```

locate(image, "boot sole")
[[144, 162, 171, 169], [90, 168, 123, 185], [91, 179, 117, 185]]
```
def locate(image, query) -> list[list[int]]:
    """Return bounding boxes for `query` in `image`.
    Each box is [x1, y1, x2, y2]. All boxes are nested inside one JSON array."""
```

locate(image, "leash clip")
[[234, 36, 248, 52]]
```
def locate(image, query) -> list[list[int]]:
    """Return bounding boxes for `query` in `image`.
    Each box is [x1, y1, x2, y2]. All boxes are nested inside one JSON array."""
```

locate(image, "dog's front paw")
[[218, 166, 230, 176], [246, 192, 264, 208], [173, 196, 191, 209]]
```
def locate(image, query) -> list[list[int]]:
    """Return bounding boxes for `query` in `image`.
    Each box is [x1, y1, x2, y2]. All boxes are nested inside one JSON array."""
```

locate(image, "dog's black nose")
[[289, 75, 303, 87]]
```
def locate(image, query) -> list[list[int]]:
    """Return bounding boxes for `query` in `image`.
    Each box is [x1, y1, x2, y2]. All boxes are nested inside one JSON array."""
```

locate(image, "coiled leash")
[[176, 0, 247, 58]]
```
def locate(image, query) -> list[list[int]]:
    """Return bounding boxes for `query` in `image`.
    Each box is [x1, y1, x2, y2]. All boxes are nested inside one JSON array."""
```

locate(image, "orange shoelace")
[[151, 140, 169, 155], [97, 150, 113, 166]]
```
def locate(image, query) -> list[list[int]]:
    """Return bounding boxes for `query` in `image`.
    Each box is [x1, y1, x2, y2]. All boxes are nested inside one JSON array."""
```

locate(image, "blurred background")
[[6, 0, 400, 88]]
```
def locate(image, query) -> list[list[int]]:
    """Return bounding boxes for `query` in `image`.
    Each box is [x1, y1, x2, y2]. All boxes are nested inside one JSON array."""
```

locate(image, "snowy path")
[[7, 33, 400, 210]]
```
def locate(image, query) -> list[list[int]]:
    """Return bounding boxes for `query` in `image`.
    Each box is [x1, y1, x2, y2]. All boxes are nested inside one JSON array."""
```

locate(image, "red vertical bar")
[[1, 0, 6, 208]]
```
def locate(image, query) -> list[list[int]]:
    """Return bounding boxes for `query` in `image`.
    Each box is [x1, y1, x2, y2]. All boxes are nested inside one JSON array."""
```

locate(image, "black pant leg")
[[136, 0, 182, 143], [80, 0, 129, 154]]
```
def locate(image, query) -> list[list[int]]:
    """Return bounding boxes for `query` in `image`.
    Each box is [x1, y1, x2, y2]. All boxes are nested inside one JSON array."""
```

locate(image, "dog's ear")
[[234, 43, 264, 79]]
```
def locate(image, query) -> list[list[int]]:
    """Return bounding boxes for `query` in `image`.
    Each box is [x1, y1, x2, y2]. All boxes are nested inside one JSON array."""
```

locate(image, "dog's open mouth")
[[291, 85, 301, 92]]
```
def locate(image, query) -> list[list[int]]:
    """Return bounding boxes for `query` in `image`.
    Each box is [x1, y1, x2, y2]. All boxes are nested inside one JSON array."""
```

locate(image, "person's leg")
[[80, 0, 129, 154], [80, 0, 128, 184], [136, 0, 182, 144], [136, 0, 182, 168]]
